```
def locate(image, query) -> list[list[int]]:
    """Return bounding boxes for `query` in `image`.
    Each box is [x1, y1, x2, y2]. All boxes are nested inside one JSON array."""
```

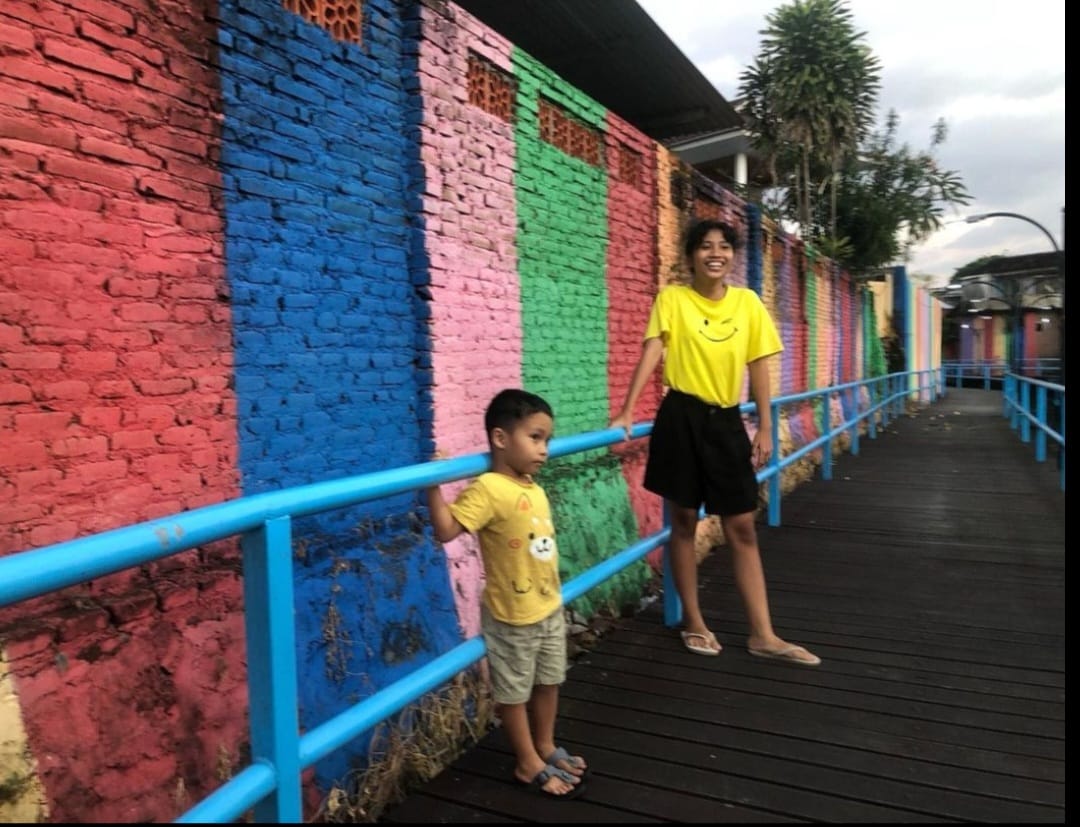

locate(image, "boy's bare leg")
[[529, 683, 586, 777], [502, 701, 576, 794]]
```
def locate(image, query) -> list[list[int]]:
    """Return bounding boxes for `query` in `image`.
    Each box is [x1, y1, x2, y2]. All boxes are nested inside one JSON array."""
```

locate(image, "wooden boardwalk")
[[382, 389, 1065, 823]]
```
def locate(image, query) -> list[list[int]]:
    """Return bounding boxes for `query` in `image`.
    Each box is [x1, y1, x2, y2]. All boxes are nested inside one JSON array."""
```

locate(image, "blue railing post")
[[1035, 386, 1048, 462], [849, 386, 860, 456], [820, 393, 833, 481], [869, 378, 878, 439], [1020, 381, 1032, 443], [242, 517, 303, 823], [768, 401, 782, 526], [1061, 395, 1067, 491], [880, 378, 890, 429], [661, 500, 681, 628]]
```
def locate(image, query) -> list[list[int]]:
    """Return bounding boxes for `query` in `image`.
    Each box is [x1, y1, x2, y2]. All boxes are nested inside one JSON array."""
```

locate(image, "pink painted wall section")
[[417, 6, 520, 636], [605, 112, 661, 543], [0, 1, 245, 820]]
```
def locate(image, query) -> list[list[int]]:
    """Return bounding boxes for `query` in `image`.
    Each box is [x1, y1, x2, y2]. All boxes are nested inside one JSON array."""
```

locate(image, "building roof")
[[962, 251, 1064, 280], [453, 0, 744, 142], [932, 251, 1064, 311]]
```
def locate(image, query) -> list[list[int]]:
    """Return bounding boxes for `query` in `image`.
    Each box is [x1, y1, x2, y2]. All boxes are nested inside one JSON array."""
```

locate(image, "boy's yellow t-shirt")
[[449, 472, 561, 625], [645, 284, 783, 407]]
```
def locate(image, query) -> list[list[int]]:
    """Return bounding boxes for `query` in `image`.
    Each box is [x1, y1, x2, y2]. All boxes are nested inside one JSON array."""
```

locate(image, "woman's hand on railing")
[[609, 411, 634, 440], [751, 429, 773, 470]]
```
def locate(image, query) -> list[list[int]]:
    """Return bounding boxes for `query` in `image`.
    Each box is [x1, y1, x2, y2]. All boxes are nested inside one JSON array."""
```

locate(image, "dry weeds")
[[314, 669, 494, 823]]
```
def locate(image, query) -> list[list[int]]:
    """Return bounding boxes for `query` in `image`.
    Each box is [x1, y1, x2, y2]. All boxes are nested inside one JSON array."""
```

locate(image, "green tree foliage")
[[738, 0, 970, 273], [739, 0, 880, 233], [832, 112, 971, 273]]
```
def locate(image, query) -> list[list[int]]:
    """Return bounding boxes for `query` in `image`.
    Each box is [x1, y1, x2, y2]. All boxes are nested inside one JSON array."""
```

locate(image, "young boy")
[[427, 389, 588, 799]]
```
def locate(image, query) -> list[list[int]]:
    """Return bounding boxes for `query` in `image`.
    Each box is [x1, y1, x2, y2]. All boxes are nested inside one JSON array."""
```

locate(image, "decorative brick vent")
[[669, 168, 693, 209], [539, 98, 604, 167], [616, 143, 643, 189], [467, 52, 516, 123], [283, 0, 362, 44]]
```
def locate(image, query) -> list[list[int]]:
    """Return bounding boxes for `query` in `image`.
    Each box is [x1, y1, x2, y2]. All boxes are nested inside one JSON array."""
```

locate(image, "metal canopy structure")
[[932, 251, 1064, 312]]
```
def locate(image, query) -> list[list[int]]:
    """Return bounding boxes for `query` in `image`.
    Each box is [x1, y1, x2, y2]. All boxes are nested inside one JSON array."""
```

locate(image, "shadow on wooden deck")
[[381, 389, 1065, 823]]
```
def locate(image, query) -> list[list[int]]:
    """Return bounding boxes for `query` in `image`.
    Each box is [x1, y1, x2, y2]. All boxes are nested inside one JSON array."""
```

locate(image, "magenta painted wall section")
[[416, 5, 521, 636]]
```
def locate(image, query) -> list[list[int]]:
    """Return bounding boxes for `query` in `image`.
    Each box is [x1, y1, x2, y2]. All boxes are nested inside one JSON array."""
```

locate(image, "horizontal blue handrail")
[[1002, 372, 1066, 490]]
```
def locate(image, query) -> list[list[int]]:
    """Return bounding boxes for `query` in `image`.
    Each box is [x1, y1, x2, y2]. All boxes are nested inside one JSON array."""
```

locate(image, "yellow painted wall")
[[0, 651, 48, 822]]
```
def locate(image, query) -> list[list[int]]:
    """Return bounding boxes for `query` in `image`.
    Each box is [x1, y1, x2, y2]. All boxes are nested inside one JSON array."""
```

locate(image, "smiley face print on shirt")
[[699, 316, 738, 343]]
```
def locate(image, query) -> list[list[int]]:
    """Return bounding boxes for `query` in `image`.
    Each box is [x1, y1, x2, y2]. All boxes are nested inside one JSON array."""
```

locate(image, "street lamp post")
[[965, 209, 1065, 384]]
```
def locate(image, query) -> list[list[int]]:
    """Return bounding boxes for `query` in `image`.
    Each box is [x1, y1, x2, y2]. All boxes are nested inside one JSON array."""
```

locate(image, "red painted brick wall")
[[0, 1, 245, 820], [605, 113, 662, 543]]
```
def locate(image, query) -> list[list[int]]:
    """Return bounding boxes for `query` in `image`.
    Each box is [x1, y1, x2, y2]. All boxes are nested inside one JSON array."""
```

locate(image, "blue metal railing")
[[1002, 373, 1066, 491], [942, 360, 1008, 389], [941, 358, 1062, 388], [940, 362, 1066, 491], [0, 369, 941, 823]]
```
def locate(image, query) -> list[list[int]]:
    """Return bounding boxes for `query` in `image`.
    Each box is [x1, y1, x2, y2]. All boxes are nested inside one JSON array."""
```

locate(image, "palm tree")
[[739, 0, 880, 239]]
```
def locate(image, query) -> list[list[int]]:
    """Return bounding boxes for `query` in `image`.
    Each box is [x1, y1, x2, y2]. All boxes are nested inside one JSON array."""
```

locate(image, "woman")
[[610, 219, 819, 665]]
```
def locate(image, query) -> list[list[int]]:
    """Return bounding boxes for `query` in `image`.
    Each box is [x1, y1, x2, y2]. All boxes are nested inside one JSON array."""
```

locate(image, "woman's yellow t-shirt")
[[644, 284, 783, 407]]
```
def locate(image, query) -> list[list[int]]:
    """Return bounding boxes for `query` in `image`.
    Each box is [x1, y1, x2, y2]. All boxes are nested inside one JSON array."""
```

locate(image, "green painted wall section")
[[511, 50, 649, 616]]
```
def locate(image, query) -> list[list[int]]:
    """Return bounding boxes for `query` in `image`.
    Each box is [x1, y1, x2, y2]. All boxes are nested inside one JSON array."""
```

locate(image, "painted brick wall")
[[0, 0, 902, 820], [511, 50, 649, 617], [0, 3, 237, 559], [413, 3, 520, 637], [0, 0, 245, 821], [605, 112, 662, 545], [215, 0, 461, 794]]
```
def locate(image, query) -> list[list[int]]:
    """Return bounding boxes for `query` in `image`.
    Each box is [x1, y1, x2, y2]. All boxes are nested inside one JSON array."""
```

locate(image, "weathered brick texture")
[[0, 0, 242, 821]]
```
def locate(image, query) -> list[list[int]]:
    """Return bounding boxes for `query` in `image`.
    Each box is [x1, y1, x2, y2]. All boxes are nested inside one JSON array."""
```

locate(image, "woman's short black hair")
[[683, 219, 741, 258]]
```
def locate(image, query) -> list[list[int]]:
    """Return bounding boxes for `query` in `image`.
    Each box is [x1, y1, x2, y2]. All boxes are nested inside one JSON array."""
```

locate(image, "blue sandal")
[[518, 763, 585, 799], [544, 746, 589, 779]]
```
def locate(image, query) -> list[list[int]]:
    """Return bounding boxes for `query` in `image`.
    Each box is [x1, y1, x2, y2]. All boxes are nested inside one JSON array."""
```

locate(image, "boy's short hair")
[[484, 389, 553, 441], [683, 219, 741, 257]]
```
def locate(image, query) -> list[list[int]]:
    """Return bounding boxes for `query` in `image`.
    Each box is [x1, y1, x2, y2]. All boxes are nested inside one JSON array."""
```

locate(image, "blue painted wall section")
[[892, 264, 908, 362], [217, 0, 460, 788], [745, 203, 763, 294]]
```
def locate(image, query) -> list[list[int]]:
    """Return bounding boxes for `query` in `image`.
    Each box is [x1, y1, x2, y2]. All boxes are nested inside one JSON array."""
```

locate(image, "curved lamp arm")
[[965, 212, 1061, 253]]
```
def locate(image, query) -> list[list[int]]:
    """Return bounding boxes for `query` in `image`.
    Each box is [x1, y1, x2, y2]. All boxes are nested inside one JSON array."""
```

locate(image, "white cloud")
[[637, 0, 1066, 278]]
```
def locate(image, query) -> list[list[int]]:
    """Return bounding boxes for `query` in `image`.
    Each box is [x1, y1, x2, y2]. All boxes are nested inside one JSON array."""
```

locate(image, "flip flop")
[[747, 644, 821, 666], [544, 746, 589, 778], [517, 764, 586, 799], [680, 630, 721, 656]]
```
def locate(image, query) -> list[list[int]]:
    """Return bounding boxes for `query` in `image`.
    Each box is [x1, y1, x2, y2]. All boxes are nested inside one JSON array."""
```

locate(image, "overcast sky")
[[636, 0, 1065, 283]]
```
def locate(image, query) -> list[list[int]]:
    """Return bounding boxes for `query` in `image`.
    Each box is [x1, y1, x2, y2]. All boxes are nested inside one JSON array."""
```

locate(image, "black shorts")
[[643, 389, 759, 516]]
